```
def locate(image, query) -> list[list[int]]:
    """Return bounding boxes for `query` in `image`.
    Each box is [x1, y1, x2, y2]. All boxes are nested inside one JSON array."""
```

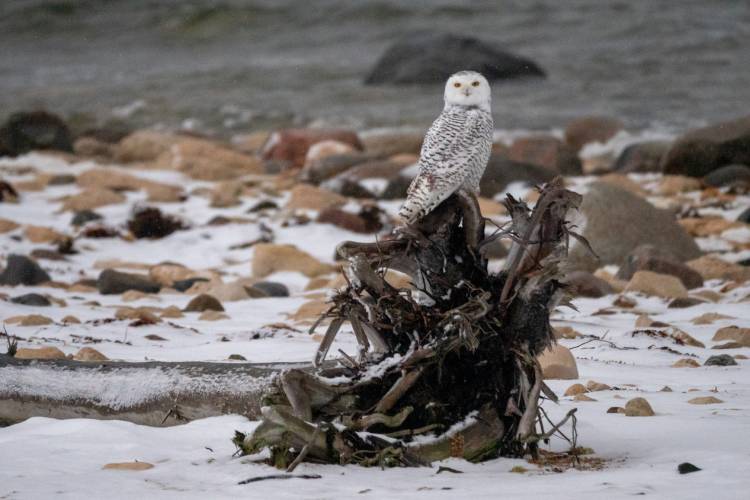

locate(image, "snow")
[[2, 152, 750, 499]]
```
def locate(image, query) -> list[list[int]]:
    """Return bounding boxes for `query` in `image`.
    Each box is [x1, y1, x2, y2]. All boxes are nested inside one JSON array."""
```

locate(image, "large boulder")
[[480, 154, 557, 197], [616, 245, 704, 289], [364, 33, 545, 84], [0, 111, 73, 157], [507, 136, 582, 175], [702, 164, 750, 188], [661, 115, 750, 177], [0, 255, 51, 286], [261, 129, 363, 169], [567, 183, 701, 271]]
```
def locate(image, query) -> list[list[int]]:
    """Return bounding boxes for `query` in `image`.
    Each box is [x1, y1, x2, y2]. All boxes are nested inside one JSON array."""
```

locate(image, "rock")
[[23, 225, 67, 244], [668, 297, 705, 309], [317, 206, 383, 234], [586, 381, 611, 392], [0, 218, 20, 233], [691, 312, 734, 325], [553, 326, 581, 339], [364, 33, 545, 84], [613, 141, 672, 173], [209, 181, 243, 208], [14, 314, 54, 326], [574, 394, 597, 402], [148, 264, 196, 287], [361, 132, 424, 157], [678, 463, 701, 474], [74, 136, 114, 159], [564, 383, 588, 396], [290, 299, 329, 323], [114, 130, 176, 163], [658, 175, 702, 196], [564, 116, 623, 153], [334, 159, 410, 183], [686, 256, 750, 282], [159, 137, 264, 180], [228, 354, 247, 361], [508, 136, 582, 175], [251, 281, 289, 298], [299, 152, 370, 184], [679, 217, 741, 237], [10, 293, 51, 306], [173, 277, 209, 292], [669, 327, 705, 348], [737, 206, 750, 224], [607, 407, 626, 414], [261, 129, 363, 169], [61, 315, 81, 324], [97, 269, 161, 295], [199, 310, 229, 321], [624, 397, 655, 417], [563, 270, 615, 298], [0, 254, 51, 285], [184, 294, 223, 312], [598, 174, 647, 196], [0, 111, 73, 157], [537, 344, 579, 380], [115, 307, 160, 323], [206, 282, 252, 302], [567, 183, 701, 271], [662, 115, 750, 177], [480, 154, 557, 197], [704, 354, 738, 366], [252, 243, 334, 278], [160, 306, 184, 319], [102, 461, 154, 471], [713, 342, 744, 349], [626, 270, 688, 299], [712, 326, 750, 347], [71, 210, 103, 226], [616, 245, 704, 290], [687, 396, 723, 405], [304, 140, 359, 168], [30, 249, 66, 262], [702, 164, 750, 188], [380, 175, 414, 200], [127, 207, 184, 239], [60, 188, 125, 211], [286, 184, 347, 211], [672, 358, 700, 368], [14, 346, 66, 360], [73, 347, 109, 362]]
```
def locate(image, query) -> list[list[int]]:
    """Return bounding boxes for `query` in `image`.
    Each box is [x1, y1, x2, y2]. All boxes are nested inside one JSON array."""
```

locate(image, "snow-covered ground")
[[1, 152, 749, 499]]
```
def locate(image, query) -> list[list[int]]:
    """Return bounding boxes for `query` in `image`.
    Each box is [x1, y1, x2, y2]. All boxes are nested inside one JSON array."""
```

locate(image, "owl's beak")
[[462, 88, 471, 97]]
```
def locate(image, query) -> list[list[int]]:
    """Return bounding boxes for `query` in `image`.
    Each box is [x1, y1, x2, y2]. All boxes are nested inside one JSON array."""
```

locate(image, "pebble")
[[704, 354, 738, 366], [624, 397, 655, 417], [10, 293, 51, 306], [184, 294, 224, 312]]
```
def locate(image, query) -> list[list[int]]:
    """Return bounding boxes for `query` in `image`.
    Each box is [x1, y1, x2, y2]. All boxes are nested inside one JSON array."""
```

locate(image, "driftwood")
[[0, 354, 299, 426], [237, 179, 583, 467]]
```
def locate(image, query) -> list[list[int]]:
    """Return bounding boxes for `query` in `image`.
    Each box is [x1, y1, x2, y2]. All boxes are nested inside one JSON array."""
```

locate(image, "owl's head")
[[444, 71, 491, 111]]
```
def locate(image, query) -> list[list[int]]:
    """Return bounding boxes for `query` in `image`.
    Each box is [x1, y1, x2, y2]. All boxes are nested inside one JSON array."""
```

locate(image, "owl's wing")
[[399, 110, 492, 224]]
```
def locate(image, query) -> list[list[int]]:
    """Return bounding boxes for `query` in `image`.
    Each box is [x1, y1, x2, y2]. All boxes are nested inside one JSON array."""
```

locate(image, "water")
[[2, 0, 749, 136]]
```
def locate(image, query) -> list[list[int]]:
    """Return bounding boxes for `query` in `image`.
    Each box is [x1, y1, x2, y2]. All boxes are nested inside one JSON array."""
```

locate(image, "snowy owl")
[[398, 70, 493, 225]]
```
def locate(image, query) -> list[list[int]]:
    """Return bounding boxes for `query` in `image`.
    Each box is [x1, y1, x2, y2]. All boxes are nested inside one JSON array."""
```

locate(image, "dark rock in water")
[[737, 206, 750, 224], [617, 245, 704, 289], [97, 269, 161, 295], [10, 293, 51, 306], [662, 115, 750, 177], [246, 200, 279, 213], [380, 175, 413, 200], [127, 207, 184, 239], [480, 154, 557, 197], [704, 354, 738, 367], [567, 183, 701, 271], [0, 254, 51, 285], [678, 463, 701, 474], [563, 271, 615, 298], [703, 164, 750, 188], [29, 249, 66, 261], [564, 116, 624, 153], [71, 210, 103, 226], [0, 111, 73, 157], [614, 141, 672, 173], [668, 297, 705, 309], [251, 281, 289, 298], [184, 293, 224, 312], [508, 136, 582, 175], [173, 277, 209, 292], [364, 33, 545, 85]]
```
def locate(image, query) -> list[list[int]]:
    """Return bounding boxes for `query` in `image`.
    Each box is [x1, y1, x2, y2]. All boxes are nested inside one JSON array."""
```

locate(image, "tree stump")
[[237, 178, 584, 468]]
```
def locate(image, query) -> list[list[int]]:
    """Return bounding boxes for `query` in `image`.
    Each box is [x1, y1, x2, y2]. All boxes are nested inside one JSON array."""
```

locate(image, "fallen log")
[[0, 355, 299, 426]]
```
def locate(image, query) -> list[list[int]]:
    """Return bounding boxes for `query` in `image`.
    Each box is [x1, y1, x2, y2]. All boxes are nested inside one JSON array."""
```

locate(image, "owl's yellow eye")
[[472, 81, 480, 87], [453, 82, 461, 88]]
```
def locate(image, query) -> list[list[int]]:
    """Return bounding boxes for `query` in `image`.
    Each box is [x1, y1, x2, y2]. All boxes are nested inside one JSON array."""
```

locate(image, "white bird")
[[398, 70, 493, 225]]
